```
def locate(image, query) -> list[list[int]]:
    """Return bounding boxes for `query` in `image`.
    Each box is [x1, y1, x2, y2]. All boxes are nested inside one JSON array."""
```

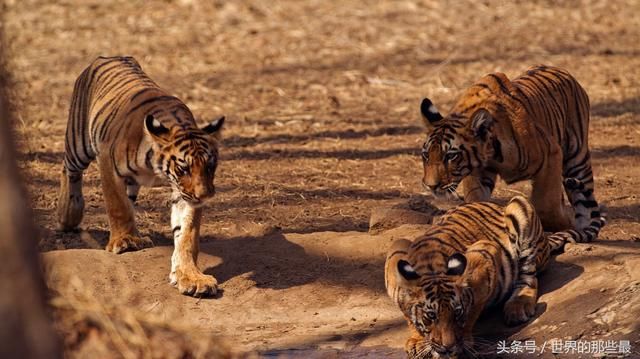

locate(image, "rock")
[[369, 207, 432, 235], [369, 196, 442, 235]]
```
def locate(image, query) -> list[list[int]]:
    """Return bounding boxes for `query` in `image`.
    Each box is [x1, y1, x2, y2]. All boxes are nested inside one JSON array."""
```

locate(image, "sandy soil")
[[43, 225, 640, 358], [3, 0, 640, 357]]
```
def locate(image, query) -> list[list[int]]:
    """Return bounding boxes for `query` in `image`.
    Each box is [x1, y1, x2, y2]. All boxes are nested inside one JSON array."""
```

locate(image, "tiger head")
[[385, 239, 473, 359], [419, 98, 502, 199], [144, 113, 224, 206]]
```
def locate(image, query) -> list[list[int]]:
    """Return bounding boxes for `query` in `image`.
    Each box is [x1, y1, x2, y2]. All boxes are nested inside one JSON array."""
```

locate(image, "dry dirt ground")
[[3, 0, 640, 357]]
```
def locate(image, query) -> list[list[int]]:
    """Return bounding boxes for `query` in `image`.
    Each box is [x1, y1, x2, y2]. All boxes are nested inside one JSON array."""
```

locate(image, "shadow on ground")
[[202, 232, 386, 293]]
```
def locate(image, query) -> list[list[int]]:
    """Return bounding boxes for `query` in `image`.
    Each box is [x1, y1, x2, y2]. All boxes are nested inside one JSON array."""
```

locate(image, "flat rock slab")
[[43, 229, 640, 357], [369, 196, 443, 234]]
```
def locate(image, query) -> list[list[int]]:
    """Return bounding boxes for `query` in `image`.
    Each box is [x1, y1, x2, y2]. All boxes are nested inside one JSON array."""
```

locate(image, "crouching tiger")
[[419, 65, 603, 238], [385, 194, 604, 359], [57, 56, 224, 297]]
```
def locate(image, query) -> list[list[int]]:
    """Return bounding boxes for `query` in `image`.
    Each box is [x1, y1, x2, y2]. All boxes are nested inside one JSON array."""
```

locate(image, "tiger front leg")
[[503, 278, 538, 326], [169, 194, 217, 297], [503, 196, 546, 326], [460, 169, 497, 203], [531, 151, 574, 231], [98, 158, 153, 253]]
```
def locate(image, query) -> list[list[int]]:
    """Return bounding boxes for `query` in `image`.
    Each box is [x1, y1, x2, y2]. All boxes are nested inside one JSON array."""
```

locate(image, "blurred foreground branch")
[[0, 34, 62, 358]]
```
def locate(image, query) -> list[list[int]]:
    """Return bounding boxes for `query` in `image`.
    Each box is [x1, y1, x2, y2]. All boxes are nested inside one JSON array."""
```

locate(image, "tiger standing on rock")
[[57, 56, 224, 297], [420, 65, 604, 240], [385, 194, 604, 359]]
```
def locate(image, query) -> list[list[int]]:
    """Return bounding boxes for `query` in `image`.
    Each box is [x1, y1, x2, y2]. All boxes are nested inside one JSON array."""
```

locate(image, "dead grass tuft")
[[50, 277, 243, 359]]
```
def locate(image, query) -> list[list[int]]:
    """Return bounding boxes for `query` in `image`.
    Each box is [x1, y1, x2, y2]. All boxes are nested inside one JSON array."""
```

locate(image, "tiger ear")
[[388, 239, 419, 283], [385, 239, 419, 300], [144, 114, 171, 142], [446, 252, 467, 276], [398, 260, 420, 281], [420, 98, 443, 128], [470, 109, 494, 141], [202, 116, 225, 138]]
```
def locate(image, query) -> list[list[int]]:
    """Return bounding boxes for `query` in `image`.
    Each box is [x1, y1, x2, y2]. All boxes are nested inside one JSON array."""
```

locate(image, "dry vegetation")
[[5, 0, 639, 245], [2, 0, 640, 357], [50, 277, 236, 359]]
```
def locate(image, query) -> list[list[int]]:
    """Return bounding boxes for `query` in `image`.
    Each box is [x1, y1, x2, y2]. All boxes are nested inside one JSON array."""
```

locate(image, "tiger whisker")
[[463, 345, 479, 359], [415, 342, 432, 359]]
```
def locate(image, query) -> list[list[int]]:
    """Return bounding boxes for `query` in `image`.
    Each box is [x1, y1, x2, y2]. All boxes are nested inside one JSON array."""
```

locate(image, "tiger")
[[384, 194, 604, 359], [57, 56, 224, 297], [419, 65, 603, 240]]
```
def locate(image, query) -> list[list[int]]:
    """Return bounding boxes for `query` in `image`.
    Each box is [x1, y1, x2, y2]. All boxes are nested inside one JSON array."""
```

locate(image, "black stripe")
[[125, 142, 139, 175], [127, 95, 176, 115], [575, 199, 598, 208], [131, 87, 156, 101]]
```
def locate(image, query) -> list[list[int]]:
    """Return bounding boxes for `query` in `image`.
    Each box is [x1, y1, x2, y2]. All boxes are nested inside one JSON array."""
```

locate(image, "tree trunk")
[[0, 35, 61, 358]]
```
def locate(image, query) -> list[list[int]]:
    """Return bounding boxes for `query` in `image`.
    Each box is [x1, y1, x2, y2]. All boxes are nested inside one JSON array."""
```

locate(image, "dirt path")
[[3, 0, 640, 357], [43, 222, 640, 357]]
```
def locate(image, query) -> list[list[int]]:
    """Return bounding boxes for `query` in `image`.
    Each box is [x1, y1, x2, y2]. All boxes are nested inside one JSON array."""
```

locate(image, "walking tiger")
[[420, 65, 604, 240], [57, 56, 224, 296]]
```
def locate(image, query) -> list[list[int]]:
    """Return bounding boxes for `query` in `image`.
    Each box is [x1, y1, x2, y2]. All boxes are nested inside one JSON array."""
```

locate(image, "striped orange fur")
[[57, 56, 224, 297], [385, 195, 602, 359], [420, 65, 604, 239]]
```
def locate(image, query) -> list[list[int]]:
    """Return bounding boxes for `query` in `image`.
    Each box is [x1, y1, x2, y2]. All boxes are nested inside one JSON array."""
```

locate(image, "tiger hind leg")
[[562, 177, 606, 242], [57, 67, 93, 231], [57, 160, 88, 231], [503, 196, 548, 326]]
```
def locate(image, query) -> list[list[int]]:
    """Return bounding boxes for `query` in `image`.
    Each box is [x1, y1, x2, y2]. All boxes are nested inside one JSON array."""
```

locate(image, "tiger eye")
[[425, 311, 437, 321]]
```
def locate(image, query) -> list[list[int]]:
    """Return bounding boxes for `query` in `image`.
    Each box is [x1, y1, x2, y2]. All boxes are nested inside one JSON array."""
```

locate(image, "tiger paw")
[[171, 268, 218, 297], [106, 234, 153, 254], [503, 294, 537, 326]]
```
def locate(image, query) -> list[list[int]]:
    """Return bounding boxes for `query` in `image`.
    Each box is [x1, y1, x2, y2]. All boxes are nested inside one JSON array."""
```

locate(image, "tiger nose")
[[434, 345, 457, 356], [194, 185, 215, 200]]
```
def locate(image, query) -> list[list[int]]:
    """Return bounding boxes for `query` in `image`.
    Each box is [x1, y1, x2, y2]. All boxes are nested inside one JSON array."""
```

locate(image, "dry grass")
[[50, 276, 239, 359], [4, 0, 640, 245]]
